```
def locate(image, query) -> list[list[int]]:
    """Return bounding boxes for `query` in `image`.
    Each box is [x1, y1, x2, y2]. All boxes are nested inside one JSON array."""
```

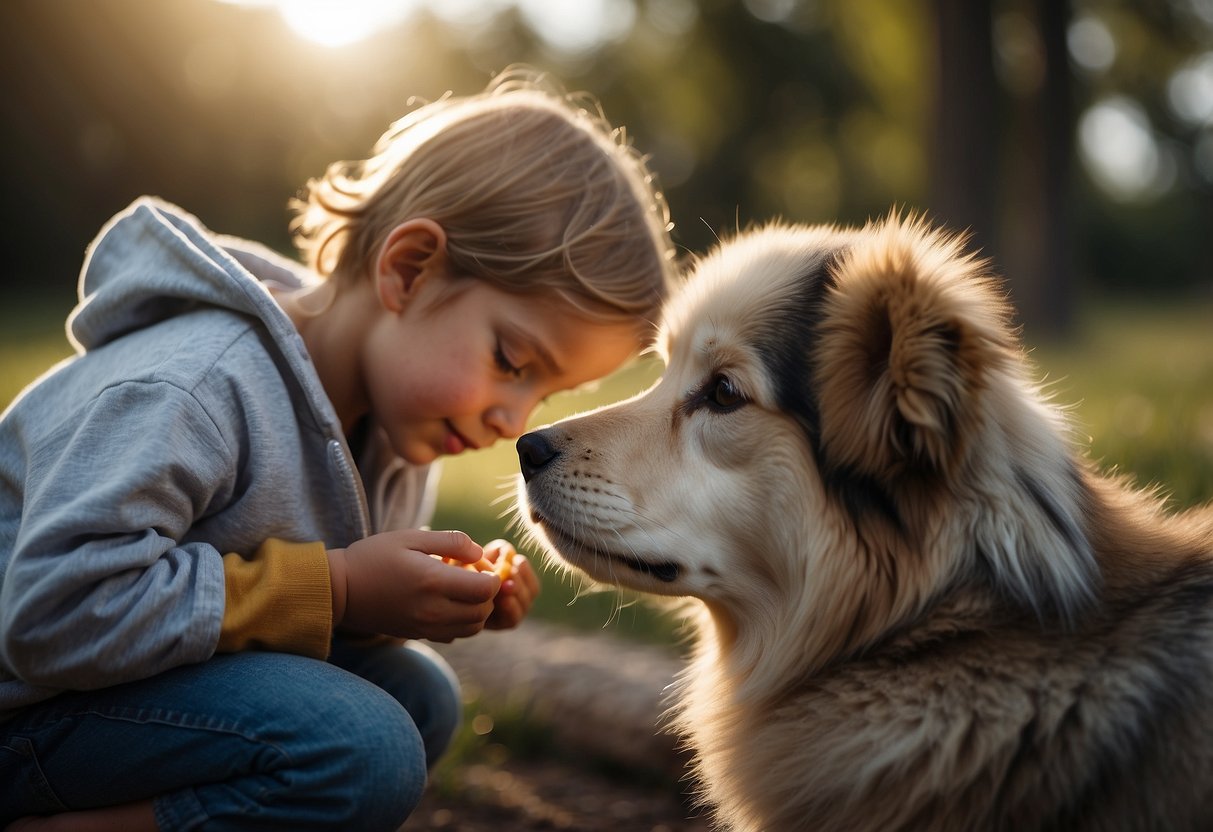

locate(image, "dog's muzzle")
[[517, 428, 682, 584]]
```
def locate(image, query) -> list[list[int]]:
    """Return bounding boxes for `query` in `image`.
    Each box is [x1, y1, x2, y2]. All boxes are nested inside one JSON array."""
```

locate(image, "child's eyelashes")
[[494, 342, 523, 378]]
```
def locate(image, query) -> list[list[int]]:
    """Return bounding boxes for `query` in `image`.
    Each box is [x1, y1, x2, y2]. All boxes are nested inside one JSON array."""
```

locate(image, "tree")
[[930, 0, 1076, 338]]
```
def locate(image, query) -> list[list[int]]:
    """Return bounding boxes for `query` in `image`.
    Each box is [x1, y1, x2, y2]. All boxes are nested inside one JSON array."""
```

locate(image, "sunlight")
[[212, 0, 635, 53], [215, 0, 420, 48], [279, 0, 417, 47], [1067, 13, 1116, 74], [514, 0, 636, 54], [1078, 96, 1174, 201], [1168, 52, 1213, 126]]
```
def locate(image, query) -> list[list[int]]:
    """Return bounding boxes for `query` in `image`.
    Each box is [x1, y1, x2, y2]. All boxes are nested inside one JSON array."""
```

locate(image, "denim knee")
[[295, 678, 429, 828], [145, 654, 432, 831], [326, 639, 464, 767], [3, 651, 432, 831]]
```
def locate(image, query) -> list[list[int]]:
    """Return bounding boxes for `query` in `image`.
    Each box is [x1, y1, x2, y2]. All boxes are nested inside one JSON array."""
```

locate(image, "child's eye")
[[494, 343, 523, 378]]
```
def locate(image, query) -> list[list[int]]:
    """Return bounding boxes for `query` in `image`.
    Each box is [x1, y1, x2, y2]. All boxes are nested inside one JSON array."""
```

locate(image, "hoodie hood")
[[70, 196, 308, 353], [68, 196, 339, 435]]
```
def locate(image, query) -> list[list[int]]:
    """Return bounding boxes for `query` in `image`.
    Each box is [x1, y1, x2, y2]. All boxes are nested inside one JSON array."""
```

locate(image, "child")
[[0, 67, 676, 831]]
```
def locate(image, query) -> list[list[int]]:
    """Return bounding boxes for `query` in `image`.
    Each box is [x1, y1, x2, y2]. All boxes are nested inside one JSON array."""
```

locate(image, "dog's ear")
[[812, 216, 1012, 481], [806, 216, 1098, 624]]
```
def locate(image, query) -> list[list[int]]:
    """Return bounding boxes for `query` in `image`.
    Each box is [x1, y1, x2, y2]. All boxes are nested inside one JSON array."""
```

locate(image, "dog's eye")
[[706, 375, 746, 412]]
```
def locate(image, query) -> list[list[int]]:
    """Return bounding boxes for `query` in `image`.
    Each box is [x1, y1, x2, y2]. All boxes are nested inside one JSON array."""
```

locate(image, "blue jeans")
[[0, 639, 462, 830]]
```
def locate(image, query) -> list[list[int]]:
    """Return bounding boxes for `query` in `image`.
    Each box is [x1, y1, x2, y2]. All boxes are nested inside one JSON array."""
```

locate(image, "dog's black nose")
[[517, 430, 561, 482]]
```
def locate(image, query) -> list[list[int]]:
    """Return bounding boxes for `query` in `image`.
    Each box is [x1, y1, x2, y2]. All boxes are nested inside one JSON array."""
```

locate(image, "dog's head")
[[518, 215, 1096, 664]]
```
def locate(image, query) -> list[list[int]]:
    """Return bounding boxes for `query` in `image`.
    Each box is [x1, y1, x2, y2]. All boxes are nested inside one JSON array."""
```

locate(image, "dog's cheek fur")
[[672, 409, 811, 606]]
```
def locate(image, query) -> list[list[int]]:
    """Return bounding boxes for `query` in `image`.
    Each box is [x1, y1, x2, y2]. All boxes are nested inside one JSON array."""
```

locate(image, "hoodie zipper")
[[327, 438, 371, 542]]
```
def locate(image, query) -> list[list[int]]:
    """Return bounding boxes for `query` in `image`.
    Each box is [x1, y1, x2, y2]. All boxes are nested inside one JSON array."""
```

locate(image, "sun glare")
[[215, 0, 635, 52], [217, 0, 419, 48], [281, 0, 417, 47]]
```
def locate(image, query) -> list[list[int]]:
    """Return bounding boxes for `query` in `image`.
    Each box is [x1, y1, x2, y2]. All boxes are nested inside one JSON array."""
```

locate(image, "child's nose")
[[486, 400, 529, 440]]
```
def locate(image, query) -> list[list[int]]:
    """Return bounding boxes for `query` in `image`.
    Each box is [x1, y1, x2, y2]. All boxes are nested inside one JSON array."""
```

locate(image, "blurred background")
[[3, 0, 1213, 324], [1, 0, 1212, 642]]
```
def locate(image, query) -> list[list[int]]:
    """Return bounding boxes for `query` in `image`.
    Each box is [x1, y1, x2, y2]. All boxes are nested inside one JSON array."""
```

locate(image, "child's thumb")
[[422, 529, 483, 564]]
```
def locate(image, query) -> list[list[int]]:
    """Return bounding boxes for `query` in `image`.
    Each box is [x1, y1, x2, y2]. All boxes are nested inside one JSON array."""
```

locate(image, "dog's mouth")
[[608, 552, 680, 583], [529, 508, 680, 584]]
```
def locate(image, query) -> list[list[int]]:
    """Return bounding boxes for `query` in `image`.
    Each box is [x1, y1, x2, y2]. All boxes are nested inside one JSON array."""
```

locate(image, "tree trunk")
[[929, 0, 999, 259], [931, 0, 1076, 339], [1002, 0, 1076, 339]]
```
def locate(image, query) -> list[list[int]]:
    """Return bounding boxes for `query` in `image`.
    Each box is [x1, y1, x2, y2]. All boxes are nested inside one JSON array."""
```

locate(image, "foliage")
[[1, 0, 1209, 311]]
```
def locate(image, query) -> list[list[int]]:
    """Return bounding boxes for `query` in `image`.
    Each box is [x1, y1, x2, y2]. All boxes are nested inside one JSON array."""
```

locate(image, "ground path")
[[401, 621, 711, 831]]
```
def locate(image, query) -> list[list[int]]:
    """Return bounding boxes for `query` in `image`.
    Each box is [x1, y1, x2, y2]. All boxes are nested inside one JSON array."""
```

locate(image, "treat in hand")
[[442, 541, 519, 581], [494, 549, 517, 582]]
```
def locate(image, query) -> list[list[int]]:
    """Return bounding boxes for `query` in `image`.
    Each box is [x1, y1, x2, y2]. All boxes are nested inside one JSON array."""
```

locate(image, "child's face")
[[362, 276, 640, 466]]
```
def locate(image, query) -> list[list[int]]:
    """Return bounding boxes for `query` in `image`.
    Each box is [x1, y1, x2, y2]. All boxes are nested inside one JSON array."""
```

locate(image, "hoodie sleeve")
[[0, 380, 234, 689]]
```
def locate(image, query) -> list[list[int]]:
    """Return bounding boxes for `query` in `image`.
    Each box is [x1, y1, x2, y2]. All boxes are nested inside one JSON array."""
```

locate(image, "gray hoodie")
[[0, 197, 436, 714]]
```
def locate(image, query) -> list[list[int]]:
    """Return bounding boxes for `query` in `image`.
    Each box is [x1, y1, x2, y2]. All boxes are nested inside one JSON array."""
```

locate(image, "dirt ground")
[[401, 755, 712, 832], [408, 621, 709, 831]]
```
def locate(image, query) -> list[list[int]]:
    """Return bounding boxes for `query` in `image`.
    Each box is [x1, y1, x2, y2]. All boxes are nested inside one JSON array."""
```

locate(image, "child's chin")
[[389, 438, 439, 467], [409, 447, 441, 466]]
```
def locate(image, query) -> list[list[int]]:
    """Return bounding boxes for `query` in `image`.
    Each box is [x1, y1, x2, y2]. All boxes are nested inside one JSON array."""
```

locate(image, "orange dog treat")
[[444, 551, 517, 580], [495, 551, 516, 582]]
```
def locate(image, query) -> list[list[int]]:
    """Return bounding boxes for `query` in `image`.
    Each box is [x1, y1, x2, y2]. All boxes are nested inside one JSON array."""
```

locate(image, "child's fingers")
[[430, 555, 499, 600], [482, 555, 540, 631], [487, 593, 525, 630], [507, 556, 540, 599], [499, 559, 538, 608], [417, 529, 484, 565]]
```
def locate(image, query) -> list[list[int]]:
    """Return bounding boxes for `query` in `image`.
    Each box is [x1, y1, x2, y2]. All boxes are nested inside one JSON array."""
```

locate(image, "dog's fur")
[[516, 215, 1213, 831]]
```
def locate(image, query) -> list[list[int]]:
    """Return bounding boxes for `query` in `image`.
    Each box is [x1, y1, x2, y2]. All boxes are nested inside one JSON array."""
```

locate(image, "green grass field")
[[1031, 301, 1213, 511], [3, 298, 1212, 647]]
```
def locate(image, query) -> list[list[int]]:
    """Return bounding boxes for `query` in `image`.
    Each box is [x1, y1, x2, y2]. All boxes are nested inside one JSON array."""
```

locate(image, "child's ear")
[[375, 218, 448, 313]]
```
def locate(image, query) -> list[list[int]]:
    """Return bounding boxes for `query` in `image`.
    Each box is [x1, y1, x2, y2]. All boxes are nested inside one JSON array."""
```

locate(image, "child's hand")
[[328, 529, 499, 643], [480, 539, 541, 630]]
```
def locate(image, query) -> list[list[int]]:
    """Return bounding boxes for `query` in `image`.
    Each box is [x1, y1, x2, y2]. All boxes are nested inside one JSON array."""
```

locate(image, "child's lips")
[[443, 422, 477, 455]]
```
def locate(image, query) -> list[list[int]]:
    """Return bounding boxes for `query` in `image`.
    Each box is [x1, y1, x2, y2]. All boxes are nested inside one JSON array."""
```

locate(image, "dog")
[[515, 214, 1213, 831]]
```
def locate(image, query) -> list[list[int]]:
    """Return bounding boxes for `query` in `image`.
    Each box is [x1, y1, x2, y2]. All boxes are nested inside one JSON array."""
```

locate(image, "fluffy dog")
[[516, 215, 1213, 831]]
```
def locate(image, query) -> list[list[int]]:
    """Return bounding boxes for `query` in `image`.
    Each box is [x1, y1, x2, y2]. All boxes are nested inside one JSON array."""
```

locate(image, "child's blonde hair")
[[290, 67, 676, 339]]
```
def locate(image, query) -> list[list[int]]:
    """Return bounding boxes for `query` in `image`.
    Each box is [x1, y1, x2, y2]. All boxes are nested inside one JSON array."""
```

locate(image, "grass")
[[1031, 301, 1213, 511], [4, 297, 1212, 650], [0, 298, 76, 412]]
